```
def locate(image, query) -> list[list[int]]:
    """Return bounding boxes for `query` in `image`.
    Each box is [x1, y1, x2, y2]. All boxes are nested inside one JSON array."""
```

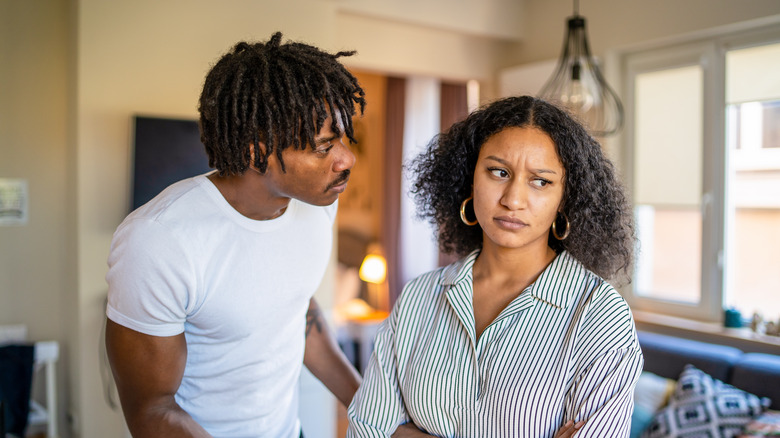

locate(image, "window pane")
[[725, 42, 780, 319], [633, 65, 703, 303]]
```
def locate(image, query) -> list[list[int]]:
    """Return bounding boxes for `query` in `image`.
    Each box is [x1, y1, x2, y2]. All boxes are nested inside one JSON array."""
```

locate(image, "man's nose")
[[333, 139, 356, 172]]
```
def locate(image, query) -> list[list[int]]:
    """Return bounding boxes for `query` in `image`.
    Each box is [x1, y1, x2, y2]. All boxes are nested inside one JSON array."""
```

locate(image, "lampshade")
[[359, 253, 387, 285], [539, 4, 624, 137]]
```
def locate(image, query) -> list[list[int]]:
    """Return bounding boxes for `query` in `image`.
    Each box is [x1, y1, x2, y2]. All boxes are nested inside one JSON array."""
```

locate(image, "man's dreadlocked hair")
[[198, 32, 366, 175]]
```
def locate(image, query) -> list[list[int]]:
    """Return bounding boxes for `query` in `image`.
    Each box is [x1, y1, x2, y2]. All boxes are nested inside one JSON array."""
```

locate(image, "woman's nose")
[[500, 180, 528, 210]]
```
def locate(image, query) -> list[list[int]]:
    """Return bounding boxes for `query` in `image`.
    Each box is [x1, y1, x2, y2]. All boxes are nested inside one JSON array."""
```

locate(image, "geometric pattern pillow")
[[642, 364, 770, 438], [632, 372, 678, 438], [740, 409, 780, 436]]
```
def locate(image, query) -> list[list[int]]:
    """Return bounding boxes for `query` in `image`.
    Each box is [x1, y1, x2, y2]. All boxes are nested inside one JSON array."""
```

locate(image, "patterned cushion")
[[632, 371, 678, 438], [642, 364, 770, 438], [739, 410, 780, 437]]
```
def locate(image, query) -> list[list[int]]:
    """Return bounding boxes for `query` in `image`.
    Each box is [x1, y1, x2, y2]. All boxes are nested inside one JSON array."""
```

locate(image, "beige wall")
[[2, 0, 780, 437], [0, 0, 69, 339], [0, 0, 73, 435], [507, 0, 780, 67]]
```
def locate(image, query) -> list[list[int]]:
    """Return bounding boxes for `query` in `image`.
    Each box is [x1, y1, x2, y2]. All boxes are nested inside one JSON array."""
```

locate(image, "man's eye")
[[316, 142, 334, 155]]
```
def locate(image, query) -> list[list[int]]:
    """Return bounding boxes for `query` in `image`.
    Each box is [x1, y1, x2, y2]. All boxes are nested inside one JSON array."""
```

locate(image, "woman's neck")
[[472, 242, 557, 292]]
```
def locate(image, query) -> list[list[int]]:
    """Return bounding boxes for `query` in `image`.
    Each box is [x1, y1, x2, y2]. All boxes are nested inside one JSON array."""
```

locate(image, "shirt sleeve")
[[346, 305, 412, 438], [564, 345, 643, 437], [105, 217, 195, 336], [563, 284, 644, 437]]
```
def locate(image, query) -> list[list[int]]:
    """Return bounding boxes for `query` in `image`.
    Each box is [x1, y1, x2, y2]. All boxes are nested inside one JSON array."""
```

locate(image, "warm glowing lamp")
[[358, 246, 389, 313], [358, 254, 387, 285]]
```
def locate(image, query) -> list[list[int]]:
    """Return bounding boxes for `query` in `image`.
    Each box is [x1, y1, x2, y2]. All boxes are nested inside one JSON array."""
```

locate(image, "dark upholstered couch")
[[638, 330, 780, 409]]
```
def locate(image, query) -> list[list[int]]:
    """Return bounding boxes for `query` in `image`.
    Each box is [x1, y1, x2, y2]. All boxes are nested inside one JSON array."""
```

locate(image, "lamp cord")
[[573, 0, 579, 15]]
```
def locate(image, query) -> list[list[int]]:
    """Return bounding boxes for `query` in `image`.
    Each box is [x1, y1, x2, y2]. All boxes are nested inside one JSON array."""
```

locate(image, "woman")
[[347, 96, 643, 438]]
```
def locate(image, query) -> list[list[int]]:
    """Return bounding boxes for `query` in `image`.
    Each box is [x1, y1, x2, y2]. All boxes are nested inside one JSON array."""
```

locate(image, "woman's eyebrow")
[[484, 155, 559, 175]]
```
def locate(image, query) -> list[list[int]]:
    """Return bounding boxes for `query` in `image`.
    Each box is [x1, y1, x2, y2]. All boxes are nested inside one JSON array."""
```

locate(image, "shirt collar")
[[529, 251, 600, 309], [440, 249, 599, 310], [441, 249, 480, 286]]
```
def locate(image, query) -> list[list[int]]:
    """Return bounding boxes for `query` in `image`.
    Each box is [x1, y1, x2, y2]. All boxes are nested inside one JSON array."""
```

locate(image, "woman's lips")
[[494, 215, 528, 229]]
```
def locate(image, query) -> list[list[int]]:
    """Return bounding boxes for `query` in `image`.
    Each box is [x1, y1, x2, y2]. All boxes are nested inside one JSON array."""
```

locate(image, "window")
[[622, 23, 780, 323], [724, 43, 780, 319]]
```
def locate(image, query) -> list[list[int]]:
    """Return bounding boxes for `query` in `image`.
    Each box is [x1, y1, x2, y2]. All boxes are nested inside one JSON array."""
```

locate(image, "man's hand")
[[105, 319, 212, 438]]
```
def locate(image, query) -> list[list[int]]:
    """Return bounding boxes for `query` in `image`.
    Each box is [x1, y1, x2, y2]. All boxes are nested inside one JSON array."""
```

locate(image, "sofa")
[[632, 330, 780, 437]]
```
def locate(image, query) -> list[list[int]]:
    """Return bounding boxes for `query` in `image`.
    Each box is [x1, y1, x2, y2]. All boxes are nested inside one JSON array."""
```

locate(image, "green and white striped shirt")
[[347, 250, 643, 438]]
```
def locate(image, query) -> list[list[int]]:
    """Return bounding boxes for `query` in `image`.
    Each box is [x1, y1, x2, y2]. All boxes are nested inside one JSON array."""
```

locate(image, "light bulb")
[[359, 254, 387, 284]]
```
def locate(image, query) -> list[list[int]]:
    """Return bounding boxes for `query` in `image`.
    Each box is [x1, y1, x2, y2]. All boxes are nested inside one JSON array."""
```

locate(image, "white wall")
[[333, 0, 525, 40]]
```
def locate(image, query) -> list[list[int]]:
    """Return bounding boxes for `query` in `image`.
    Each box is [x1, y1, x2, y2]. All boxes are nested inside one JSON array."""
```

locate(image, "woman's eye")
[[489, 168, 509, 178], [531, 178, 551, 188]]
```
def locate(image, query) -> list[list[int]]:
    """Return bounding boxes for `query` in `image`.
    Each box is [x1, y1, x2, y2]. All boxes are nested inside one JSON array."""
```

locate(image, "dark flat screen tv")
[[130, 115, 212, 211]]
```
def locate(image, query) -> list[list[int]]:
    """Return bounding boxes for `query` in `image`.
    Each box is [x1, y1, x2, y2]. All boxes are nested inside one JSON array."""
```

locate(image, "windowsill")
[[633, 310, 780, 355]]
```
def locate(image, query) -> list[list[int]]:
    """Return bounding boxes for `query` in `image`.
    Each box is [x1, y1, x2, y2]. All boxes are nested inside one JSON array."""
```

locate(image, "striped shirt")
[[347, 250, 643, 438]]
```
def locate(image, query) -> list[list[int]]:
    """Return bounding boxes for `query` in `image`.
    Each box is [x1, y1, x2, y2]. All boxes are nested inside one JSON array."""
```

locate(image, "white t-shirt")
[[106, 174, 336, 438]]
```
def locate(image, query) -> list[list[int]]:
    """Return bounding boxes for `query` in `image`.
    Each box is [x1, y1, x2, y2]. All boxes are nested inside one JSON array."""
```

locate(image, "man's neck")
[[207, 172, 290, 220]]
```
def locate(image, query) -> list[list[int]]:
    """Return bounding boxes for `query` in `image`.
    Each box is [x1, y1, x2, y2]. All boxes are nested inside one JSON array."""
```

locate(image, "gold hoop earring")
[[552, 212, 570, 240], [460, 196, 478, 226]]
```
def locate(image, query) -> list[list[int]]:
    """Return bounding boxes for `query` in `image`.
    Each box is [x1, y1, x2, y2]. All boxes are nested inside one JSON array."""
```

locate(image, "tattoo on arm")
[[305, 305, 323, 338]]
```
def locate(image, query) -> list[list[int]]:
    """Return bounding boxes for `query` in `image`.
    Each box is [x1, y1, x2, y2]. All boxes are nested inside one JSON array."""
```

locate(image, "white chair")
[[0, 326, 58, 438], [28, 341, 58, 438]]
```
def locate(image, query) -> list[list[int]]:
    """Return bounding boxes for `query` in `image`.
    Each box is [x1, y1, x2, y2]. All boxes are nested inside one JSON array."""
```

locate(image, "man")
[[105, 32, 366, 437]]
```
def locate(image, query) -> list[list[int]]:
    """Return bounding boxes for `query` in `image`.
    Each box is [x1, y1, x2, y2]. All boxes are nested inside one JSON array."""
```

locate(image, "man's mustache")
[[325, 170, 350, 191]]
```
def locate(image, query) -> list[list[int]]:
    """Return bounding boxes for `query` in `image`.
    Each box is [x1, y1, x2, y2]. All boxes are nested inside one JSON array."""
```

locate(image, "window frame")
[[617, 21, 780, 323]]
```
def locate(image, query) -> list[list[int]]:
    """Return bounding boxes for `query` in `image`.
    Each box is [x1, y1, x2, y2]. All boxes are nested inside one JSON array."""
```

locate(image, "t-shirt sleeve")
[[105, 217, 195, 337]]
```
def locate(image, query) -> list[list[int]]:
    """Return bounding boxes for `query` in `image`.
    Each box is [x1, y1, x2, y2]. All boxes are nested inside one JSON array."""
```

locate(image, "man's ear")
[[248, 142, 268, 170]]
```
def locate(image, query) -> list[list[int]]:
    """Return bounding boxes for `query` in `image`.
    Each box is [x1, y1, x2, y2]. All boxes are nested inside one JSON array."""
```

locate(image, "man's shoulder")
[[127, 176, 207, 221]]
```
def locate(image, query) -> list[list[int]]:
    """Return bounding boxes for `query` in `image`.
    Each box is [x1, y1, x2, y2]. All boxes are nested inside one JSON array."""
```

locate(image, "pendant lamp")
[[539, 0, 624, 137]]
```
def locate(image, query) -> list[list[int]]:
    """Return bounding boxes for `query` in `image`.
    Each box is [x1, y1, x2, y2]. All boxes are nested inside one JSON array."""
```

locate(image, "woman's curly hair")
[[409, 96, 635, 280], [198, 32, 366, 175]]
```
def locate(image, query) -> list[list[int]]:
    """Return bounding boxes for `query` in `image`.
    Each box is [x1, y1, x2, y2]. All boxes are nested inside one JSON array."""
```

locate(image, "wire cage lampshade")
[[539, 2, 624, 137]]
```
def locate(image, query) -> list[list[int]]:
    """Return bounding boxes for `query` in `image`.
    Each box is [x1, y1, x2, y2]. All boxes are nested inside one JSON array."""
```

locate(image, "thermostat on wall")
[[0, 178, 29, 226]]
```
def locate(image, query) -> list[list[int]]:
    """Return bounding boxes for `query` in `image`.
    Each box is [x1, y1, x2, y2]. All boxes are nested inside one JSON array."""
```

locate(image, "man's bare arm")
[[303, 298, 362, 407], [105, 318, 211, 438]]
